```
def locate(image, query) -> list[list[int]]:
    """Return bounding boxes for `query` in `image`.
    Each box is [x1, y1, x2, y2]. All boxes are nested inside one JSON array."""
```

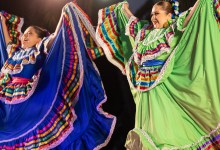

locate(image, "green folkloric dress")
[[96, 0, 220, 149]]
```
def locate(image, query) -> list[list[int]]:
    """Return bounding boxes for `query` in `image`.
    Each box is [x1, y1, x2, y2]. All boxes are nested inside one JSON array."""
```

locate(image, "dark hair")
[[154, 1, 173, 14], [30, 26, 50, 39]]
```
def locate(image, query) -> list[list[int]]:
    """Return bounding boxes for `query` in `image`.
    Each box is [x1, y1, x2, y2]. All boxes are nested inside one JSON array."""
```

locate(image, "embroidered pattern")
[[213, 0, 220, 29], [2, 47, 40, 75]]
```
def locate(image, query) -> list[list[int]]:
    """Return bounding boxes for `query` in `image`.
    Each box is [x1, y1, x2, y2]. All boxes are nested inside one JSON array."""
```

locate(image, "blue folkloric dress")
[[0, 2, 116, 150]]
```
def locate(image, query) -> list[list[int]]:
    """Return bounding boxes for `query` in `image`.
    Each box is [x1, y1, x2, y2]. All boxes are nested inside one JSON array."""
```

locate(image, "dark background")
[[0, 0, 196, 149]]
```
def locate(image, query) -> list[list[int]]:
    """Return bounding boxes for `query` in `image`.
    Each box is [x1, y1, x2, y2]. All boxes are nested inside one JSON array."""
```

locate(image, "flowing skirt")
[[96, 0, 220, 149], [0, 2, 116, 150]]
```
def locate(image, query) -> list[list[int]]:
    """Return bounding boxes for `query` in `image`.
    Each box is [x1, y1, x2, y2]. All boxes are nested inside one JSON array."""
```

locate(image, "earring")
[[168, 19, 173, 25]]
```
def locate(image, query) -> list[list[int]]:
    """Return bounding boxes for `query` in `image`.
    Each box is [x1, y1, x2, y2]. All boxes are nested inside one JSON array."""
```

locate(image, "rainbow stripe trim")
[[96, 4, 125, 72], [214, 0, 220, 29], [2, 11, 24, 45]]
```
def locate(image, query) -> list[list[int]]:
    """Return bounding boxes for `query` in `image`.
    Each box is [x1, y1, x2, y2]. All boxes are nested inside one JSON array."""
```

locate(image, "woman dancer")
[[0, 2, 116, 149], [96, 0, 220, 149]]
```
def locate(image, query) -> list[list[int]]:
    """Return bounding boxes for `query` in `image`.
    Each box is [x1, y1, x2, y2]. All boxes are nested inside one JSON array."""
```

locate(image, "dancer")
[[96, 0, 220, 149], [0, 2, 116, 149]]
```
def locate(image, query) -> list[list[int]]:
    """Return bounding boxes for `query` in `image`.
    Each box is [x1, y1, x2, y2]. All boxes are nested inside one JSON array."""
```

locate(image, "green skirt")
[[96, 0, 220, 149]]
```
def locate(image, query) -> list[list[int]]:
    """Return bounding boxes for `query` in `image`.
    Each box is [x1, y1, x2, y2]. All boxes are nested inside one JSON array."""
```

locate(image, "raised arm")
[[122, 3, 134, 19], [0, 13, 12, 46], [183, 0, 200, 28], [46, 9, 64, 49]]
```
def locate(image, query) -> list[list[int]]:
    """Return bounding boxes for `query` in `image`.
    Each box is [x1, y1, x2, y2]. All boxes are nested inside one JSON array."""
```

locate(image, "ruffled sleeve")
[[125, 16, 149, 38], [6, 42, 20, 58], [0, 11, 23, 64], [1, 11, 24, 45]]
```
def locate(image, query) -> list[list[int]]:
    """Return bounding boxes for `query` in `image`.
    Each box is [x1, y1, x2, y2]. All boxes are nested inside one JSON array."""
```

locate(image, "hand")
[[122, 2, 133, 18], [122, 2, 129, 10], [0, 13, 6, 23]]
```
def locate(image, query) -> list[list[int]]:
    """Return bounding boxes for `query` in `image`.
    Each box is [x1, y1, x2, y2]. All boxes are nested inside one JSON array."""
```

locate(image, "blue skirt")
[[0, 2, 116, 150]]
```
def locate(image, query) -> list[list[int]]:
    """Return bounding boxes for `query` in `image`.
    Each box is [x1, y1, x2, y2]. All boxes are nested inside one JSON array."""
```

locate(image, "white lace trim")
[[95, 95, 117, 150], [134, 47, 170, 65], [126, 45, 177, 92], [135, 123, 220, 150], [131, 23, 175, 66], [142, 28, 166, 46], [2, 40, 48, 75], [65, 3, 84, 107], [137, 23, 175, 46], [72, 3, 101, 48], [92, 52, 117, 149], [12, 48, 39, 61]]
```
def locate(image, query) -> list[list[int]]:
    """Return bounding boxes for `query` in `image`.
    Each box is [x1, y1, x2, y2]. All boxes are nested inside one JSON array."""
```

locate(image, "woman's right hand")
[[0, 13, 6, 24]]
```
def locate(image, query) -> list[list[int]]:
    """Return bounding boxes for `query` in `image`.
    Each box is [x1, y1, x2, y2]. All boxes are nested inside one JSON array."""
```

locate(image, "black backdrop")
[[0, 0, 196, 149]]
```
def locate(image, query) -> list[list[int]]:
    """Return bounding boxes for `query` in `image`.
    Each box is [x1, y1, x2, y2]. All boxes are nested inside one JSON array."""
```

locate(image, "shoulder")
[[36, 36, 52, 54], [6, 42, 21, 52]]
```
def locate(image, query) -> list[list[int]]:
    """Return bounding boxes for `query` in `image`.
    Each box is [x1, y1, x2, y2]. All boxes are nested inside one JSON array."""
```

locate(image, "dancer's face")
[[21, 27, 42, 49], [151, 5, 172, 29]]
